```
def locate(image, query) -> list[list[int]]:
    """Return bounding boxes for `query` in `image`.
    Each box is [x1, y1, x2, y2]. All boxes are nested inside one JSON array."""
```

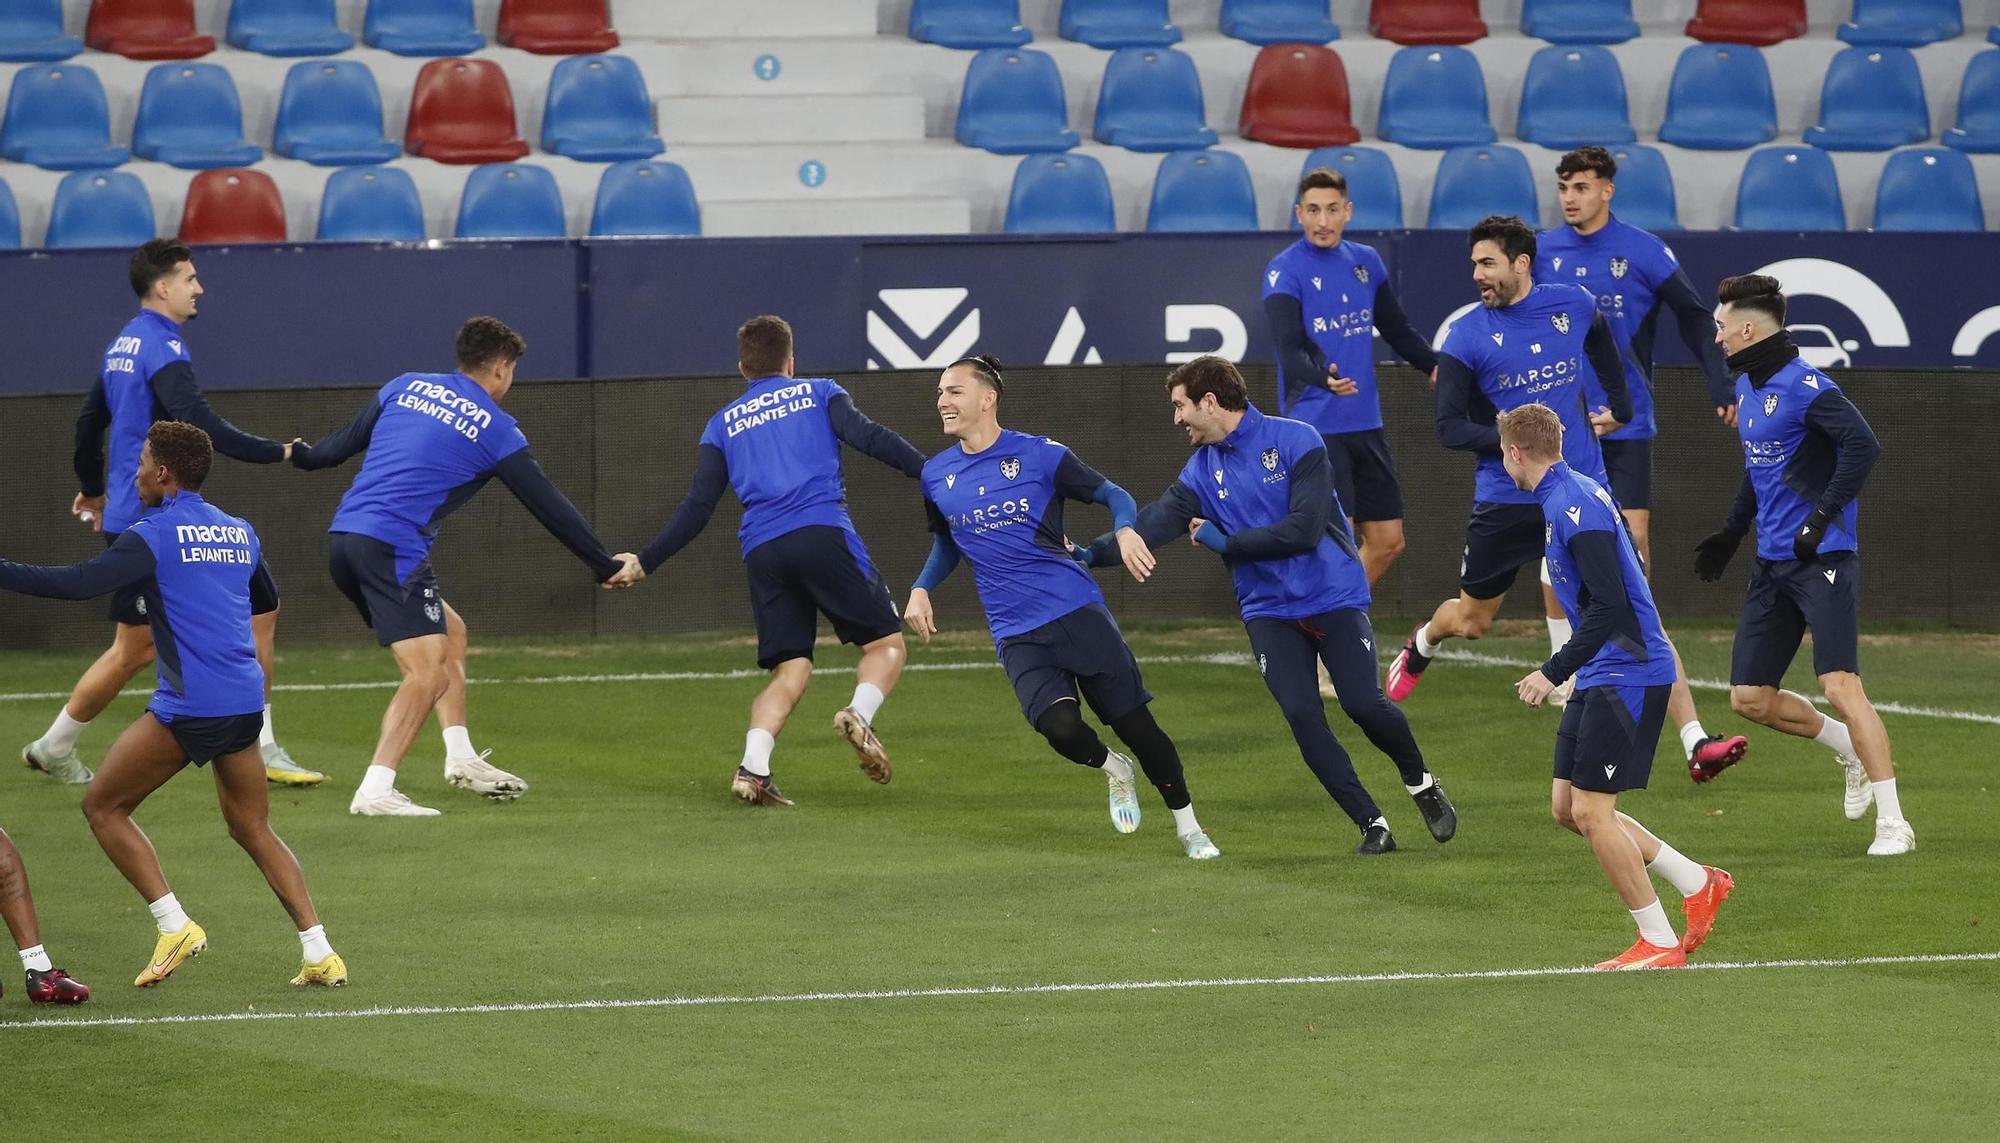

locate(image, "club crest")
[[1353, 265, 1369, 285], [1552, 312, 1572, 335], [1763, 393, 1779, 416], [1609, 257, 1629, 279], [1261, 447, 1280, 471], [1000, 457, 1020, 480]]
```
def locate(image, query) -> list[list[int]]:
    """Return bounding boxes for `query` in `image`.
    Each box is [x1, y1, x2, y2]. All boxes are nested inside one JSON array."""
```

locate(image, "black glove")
[[1694, 530, 1743, 582], [1793, 509, 1831, 563]]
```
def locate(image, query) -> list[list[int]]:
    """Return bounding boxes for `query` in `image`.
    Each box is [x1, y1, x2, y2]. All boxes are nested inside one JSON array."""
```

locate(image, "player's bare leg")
[[22, 622, 152, 785], [252, 608, 324, 786], [1387, 592, 1504, 701], [434, 604, 522, 800], [1568, 788, 1686, 970], [80, 715, 209, 985], [0, 829, 91, 1003], [836, 632, 905, 784], [736, 657, 811, 806], [349, 633, 448, 816]]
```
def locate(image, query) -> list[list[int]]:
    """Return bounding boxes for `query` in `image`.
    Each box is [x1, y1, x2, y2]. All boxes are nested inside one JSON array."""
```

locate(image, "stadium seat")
[[1803, 47, 1930, 152], [1839, 0, 1961, 48], [364, 0, 484, 56], [85, 0, 214, 59], [227, 0, 354, 56], [1093, 48, 1218, 152], [1733, 146, 1844, 230], [1, 64, 131, 170], [1946, 50, 2000, 153], [1426, 145, 1536, 230], [590, 160, 700, 236], [1370, 0, 1486, 46], [317, 165, 428, 241], [179, 168, 288, 244], [455, 163, 567, 239], [45, 170, 156, 248], [132, 64, 263, 170], [909, 0, 1032, 49], [1060, 0, 1180, 48], [1219, 0, 1340, 46], [1239, 45, 1360, 149], [955, 48, 1079, 154], [0, 0, 82, 62], [1377, 46, 1495, 149], [274, 61, 402, 166], [1004, 153, 1116, 232], [1520, 0, 1636, 45], [405, 58, 530, 164], [1297, 146, 1402, 229], [1147, 150, 1257, 232], [540, 55, 664, 162], [1873, 148, 1983, 231], [1658, 44, 1777, 151], [0, 179, 18, 249], [1686, 0, 1805, 48], [1516, 45, 1635, 148], [500, 0, 619, 54], [1603, 145, 1678, 231]]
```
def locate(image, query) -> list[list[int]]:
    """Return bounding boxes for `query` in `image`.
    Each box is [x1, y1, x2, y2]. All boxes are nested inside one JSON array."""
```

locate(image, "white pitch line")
[[3, 950, 1994, 1032], [1, 648, 1994, 726]]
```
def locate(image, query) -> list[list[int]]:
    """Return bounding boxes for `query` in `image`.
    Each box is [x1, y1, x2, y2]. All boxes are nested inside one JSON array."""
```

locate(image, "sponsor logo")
[[1553, 312, 1572, 335], [1000, 457, 1020, 480], [1609, 257, 1629, 280]]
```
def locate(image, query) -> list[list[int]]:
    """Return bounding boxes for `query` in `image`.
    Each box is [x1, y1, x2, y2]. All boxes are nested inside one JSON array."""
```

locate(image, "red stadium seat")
[[1369, 0, 1487, 46], [1239, 44, 1360, 149], [404, 58, 530, 164], [499, 0, 619, 54], [1687, 0, 1807, 47], [85, 0, 215, 60], [179, 169, 287, 244]]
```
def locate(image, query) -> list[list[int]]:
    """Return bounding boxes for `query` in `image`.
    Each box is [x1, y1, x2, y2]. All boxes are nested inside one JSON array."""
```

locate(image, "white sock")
[[1405, 772, 1435, 796], [41, 708, 88, 755], [442, 725, 476, 760], [1102, 751, 1135, 782], [1678, 721, 1709, 760], [1415, 619, 1441, 657], [1171, 804, 1200, 837], [358, 764, 398, 798], [148, 892, 192, 935], [1872, 779, 1903, 822], [848, 683, 885, 726], [260, 704, 277, 749], [741, 729, 775, 777], [1646, 841, 1709, 897], [1630, 899, 1678, 948], [1547, 615, 1572, 654], [1813, 713, 1855, 756], [19, 945, 52, 973], [299, 924, 333, 963]]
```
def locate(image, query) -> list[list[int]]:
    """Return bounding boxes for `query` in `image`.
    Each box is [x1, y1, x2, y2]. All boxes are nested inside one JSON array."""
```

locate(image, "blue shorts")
[[329, 532, 445, 647], [1599, 438, 1652, 511], [744, 525, 901, 670], [1325, 428, 1403, 524], [997, 603, 1151, 726], [1553, 683, 1670, 793], [109, 531, 277, 626], [151, 709, 263, 767], [1730, 551, 1861, 686], [1459, 502, 1545, 600]]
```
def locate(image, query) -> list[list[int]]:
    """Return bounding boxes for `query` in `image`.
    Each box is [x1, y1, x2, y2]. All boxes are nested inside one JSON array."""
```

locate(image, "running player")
[[0, 829, 91, 1003]]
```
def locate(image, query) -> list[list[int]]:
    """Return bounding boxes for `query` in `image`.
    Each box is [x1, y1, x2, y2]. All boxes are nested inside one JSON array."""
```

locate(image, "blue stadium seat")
[[1658, 43, 1777, 150], [317, 165, 427, 241], [46, 170, 157, 248], [1296, 146, 1402, 229], [590, 160, 701, 237], [1516, 45, 1635, 148], [364, 0, 484, 56], [455, 163, 567, 239], [1520, 0, 1636, 44], [1604, 145, 1679, 231], [228, 0, 354, 56], [1093, 47, 1217, 151], [0, 0, 82, 62], [1378, 46, 1495, 149], [956, 48, 1079, 154], [132, 63, 263, 169], [1147, 150, 1257, 231], [1803, 47, 1929, 151], [0, 179, 18, 249], [541, 55, 664, 162], [1733, 146, 1845, 230], [1426, 145, 1536, 229], [1839, 0, 1961, 47], [1873, 148, 1982, 231], [1005, 153, 1116, 233], [1219, 0, 1340, 45], [1060, 0, 1180, 48], [1944, 49, 2000, 153], [1, 64, 131, 170], [909, 0, 1031, 49], [274, 61, 401, 166]]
